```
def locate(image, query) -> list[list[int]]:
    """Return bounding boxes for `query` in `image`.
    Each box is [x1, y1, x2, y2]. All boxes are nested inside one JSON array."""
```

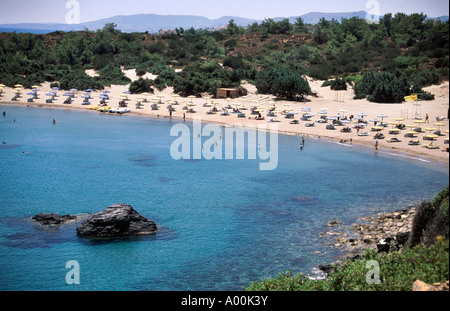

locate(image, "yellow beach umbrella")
[[14, 84, 23, 88], [425, 134, 439, 140], [434, 123, 445, 129], [414, 120, 425, 125], [0, 84, 5, 88], [394, 117, 405, 122], [372, 126, 384, 131], [425, 127, 436, 132]]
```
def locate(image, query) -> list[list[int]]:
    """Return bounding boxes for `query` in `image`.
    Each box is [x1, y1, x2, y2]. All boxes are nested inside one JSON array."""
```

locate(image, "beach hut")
[[216, 88, 239, 99]]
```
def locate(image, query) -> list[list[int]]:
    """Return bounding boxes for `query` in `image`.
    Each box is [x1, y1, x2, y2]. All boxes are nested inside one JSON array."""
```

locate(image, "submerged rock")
[[32, 213, 77, 226], [76, 203, 157, 238]]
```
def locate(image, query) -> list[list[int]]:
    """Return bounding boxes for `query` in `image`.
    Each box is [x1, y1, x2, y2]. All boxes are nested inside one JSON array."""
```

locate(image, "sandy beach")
[[1, 70, 449, 165]]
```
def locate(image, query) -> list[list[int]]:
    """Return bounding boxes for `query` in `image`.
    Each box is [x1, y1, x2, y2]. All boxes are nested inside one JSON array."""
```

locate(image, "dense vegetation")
[[0, 13, 448, 102], [245, 186, 449, 291]]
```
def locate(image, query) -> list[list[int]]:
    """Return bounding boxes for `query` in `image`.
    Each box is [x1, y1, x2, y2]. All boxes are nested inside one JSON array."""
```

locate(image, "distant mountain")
[[275, 10, 369, 24], [0, 11, 448, 34]]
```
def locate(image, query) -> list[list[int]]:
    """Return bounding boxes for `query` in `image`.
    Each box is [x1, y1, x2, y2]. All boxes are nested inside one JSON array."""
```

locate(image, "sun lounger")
[[409, 140, 421, 146], [358, 132, 369, 136], [387, 138, 401, 143], [426, 144, 440, 150]]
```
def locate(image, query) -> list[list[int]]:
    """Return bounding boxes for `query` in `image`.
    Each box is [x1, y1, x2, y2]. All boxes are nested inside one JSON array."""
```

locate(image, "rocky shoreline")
[[317, 206, 416, 276]]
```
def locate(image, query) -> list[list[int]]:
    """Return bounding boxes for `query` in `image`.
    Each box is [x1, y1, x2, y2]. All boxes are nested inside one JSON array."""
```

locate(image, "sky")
[[0, 0, 448, 24]]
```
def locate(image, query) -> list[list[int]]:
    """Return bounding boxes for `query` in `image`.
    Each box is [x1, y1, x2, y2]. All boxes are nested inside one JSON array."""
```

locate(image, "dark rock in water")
[[318, 264, 334, 276], [327, 220, 341, 227], [76, 203, 157, 238], [32, 213, 77, 226]]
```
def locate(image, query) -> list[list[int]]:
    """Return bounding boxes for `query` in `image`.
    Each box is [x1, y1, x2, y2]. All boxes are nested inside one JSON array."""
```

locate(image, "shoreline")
[[313, 204, 418, 280], [1, 99, 448, 168]]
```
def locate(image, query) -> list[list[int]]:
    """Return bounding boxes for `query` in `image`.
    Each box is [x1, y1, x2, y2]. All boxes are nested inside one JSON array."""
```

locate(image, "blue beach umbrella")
[[123, 91, 131, 94], [85, 89, 94, 92], [52, 87, 60, 90]]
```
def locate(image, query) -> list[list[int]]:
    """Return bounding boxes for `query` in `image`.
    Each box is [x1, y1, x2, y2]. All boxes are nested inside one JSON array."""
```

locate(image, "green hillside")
[[0, 13, 448, 102]]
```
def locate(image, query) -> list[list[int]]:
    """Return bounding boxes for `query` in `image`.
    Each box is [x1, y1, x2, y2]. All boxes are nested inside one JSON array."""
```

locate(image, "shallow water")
[[0, 105, 448, 290]]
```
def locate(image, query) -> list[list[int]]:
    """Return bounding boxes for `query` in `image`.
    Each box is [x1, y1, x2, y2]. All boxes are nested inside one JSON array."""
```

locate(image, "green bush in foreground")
[[245, 240, 449, 291]]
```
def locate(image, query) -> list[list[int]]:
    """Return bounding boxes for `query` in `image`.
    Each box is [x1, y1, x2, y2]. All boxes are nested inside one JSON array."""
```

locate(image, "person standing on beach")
[[425, 113, 429, 123], [375, 138, 379, 150]]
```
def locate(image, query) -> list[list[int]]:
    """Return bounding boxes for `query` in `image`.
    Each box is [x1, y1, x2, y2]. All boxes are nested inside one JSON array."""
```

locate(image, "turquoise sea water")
[[0, 105, 448, 291]]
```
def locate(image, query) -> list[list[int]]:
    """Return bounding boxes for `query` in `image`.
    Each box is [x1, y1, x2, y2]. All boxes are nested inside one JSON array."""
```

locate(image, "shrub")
[[128, 78, 153, 94], [330, 78, 347, 90], [409, 186, 449, 247]]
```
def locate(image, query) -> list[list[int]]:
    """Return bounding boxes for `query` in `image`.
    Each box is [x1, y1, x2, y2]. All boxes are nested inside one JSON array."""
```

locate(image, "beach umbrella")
[[45, 93, 54, 96], [425, 134, 439, 140], [123, 91, 131, 94], [434, 123, 445, 130], [85, 89, 94, 92], [394, 117, 405, 122], [103, 90, 110, 93], [0, 84, 5, 88], [372, 126, 384, 131], [27, 92, 35, 96], [14, 84, 23, 88], [377, 114, 388, 122], [52, 87, 60, 90], [32, 85, 40, 89]]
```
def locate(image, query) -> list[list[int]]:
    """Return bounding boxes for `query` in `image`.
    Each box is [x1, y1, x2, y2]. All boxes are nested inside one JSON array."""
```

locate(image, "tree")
[[354, 71, 410, 103], [256, 67, 311, 100], [129, 78, 153, 94], [294, 17, 309, 34]]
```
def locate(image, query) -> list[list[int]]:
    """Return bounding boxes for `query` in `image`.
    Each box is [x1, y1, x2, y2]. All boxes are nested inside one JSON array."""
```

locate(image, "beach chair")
[[426, 144, 440, 150], [409, 140, 421, 146], [358, 132, 369, 137], [326, 124, 336, 130], [238, 113, 246, 118], [387, 138, 402, 143]]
